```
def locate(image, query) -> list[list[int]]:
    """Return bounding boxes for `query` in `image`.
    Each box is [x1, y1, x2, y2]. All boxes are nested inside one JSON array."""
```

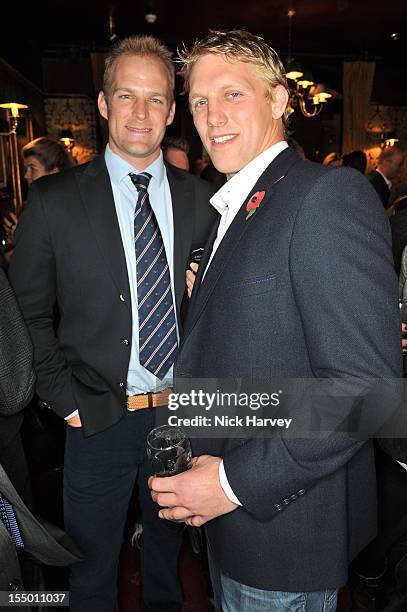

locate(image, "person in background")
[[0, 269, 81, 593], [368, 146, 404, 209], [162, 136, 190, 171], [0, 267, 35, 505], [22, 137, 74, 186], [342, 150, 367, 174], [322, 151, 342, 166], [3, 137, 74, 253]]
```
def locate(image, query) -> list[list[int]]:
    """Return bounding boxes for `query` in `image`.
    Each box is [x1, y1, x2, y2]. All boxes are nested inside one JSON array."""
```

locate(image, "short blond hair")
[[104, 35, 175, 100], [178, 29, 290, 128]]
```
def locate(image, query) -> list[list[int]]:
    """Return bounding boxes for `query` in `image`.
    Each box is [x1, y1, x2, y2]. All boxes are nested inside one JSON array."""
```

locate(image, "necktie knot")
[[130, 172, 152, 192]]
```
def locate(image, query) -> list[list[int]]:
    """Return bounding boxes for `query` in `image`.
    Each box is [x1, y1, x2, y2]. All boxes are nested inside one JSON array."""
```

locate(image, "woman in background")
[[3, 137, 73, 249]]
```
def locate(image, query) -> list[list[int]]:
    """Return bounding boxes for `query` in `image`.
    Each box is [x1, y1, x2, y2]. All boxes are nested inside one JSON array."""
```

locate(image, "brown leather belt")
[[127, 388, 172, 411]]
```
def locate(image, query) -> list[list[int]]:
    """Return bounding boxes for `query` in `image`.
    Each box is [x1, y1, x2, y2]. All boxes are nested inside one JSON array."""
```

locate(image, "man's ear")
[[98, 90, 109, 121], [166, 100, 176, 127], [270, 85, 289, 120]]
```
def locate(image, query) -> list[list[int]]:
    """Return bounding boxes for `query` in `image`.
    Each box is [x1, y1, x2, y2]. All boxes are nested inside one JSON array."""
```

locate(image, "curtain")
[[342, 61, 375, 154], [90, 52, 108, 149]]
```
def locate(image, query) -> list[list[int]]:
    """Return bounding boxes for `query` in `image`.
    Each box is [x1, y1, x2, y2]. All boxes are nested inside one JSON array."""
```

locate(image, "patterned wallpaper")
[[44, 96, 98, 165], [365, 104, 407, 191]]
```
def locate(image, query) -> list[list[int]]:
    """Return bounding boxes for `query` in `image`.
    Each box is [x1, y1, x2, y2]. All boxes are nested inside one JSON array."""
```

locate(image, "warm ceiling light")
[[59, 129, 75, 151], [285, 10, 333, 117], [384, 132, 399, 147], [286, 68, 304, 81], [297, 72, 314, 89], [0, 101, 28, 117], [318, 92, 332, 103]]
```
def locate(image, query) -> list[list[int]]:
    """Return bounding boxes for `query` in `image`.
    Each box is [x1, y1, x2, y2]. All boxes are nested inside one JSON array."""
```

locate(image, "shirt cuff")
[[218, 460, 242, 506], [64, 409, 79, 421]]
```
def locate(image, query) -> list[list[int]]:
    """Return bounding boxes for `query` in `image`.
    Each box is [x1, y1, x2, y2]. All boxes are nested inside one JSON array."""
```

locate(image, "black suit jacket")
[[175, 148, 402, 591], [368, 170, 391, 208], [390, 208, 407, 275], [0, 464, 81, 598], [9, 155, 216, 436]]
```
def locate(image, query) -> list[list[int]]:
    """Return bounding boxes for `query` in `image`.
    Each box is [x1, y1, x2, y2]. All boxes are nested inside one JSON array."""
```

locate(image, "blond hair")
[[103, 35, 175, 99], [178, 29, 290, 127]]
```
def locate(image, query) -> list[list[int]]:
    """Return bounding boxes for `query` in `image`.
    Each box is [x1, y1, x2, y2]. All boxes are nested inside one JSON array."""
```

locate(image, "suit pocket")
[[226, 274, 277, 297]]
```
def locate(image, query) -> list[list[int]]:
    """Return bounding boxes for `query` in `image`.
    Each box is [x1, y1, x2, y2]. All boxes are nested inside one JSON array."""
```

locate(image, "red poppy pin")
[[246, 190, 266, 220]]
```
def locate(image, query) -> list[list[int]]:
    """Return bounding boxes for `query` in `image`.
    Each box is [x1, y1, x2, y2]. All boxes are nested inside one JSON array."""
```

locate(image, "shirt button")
[[121, 338, 129, 345], [119, 294, 125, 302], [118, 382, 125, 388]]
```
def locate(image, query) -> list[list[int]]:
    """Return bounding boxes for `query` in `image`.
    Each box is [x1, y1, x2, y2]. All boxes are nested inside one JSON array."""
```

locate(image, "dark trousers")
[[64, 409, 183, 612]]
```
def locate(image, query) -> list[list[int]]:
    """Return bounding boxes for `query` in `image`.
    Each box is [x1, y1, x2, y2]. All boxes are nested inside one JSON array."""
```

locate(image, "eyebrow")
[[189, 83, 248, 100], [113, 87, 168, 98]]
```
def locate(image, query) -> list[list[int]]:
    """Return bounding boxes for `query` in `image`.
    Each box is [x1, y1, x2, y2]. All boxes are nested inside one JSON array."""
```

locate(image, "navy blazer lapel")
[[182, 147, 300, 343], [165, 163, 194, 318], [76, 156, 132, 315]]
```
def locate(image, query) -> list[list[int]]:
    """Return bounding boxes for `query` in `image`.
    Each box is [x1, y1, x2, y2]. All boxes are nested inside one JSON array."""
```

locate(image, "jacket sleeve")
[[0, 268, 35, 415], [8, 183, 78, 419]]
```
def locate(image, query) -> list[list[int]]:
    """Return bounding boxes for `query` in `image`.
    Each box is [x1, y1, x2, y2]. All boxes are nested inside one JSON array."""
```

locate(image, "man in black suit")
[[10, 35, 215, 612], [0, 463, 82, 603], [0, 269, 81, 602], [0, 267, 34, 506], [150, 30, 402, 610], [368, 146, 404, 208]]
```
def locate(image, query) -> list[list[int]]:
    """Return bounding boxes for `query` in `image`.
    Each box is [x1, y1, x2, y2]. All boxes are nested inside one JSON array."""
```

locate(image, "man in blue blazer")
[[150, 30, 403, 611]]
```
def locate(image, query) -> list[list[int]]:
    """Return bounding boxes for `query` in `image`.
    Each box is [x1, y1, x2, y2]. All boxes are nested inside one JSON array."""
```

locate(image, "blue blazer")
[[175, 147, 403, 591]]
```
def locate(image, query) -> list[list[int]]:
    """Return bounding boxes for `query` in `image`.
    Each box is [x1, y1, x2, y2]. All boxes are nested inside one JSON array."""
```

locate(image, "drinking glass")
[[147, 425, 192, 477]]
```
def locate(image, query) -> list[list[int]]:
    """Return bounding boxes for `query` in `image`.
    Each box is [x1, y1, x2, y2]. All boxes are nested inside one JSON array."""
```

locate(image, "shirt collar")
[[104, 144, 165, 187], [210, 141, 288, 216], [376, 168, 392, 190]]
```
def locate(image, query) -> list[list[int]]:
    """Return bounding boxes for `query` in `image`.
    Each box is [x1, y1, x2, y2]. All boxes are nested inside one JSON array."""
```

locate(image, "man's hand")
[[403, 323, 407, 354], [186, 262, 199, 298], [149, 455, 238, 526], [67, 413, 82, 427], [3, 212, 18, 242]]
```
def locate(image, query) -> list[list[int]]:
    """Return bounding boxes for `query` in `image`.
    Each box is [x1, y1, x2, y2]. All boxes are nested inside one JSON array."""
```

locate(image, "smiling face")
[[98, 54, 175, 169], [189, 53, 288, 179]]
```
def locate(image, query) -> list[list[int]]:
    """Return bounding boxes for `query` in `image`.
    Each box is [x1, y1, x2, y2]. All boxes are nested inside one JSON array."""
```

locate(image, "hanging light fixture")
[[366, 105, 399, 147], [285, 9, 332, 118], [384, 132, 399, 147], [59, 128, 75, 152]]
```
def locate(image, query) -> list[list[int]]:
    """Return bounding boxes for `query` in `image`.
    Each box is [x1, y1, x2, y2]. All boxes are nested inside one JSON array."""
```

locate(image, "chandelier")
[[285, 9, 332, 118]]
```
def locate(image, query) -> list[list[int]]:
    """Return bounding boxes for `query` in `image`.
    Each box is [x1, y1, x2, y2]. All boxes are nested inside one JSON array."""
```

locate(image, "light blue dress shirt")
[[105, 145, 177, 394]]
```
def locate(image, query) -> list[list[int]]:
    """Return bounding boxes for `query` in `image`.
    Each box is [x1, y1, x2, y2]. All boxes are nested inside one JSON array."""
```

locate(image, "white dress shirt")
[[204, 141, 288, 506], [376, 168, 392, 190]]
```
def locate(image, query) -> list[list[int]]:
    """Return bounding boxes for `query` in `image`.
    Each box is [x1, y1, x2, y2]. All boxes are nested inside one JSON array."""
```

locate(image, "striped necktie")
[[0, 492, 24, 549], [130, 172, 178, 380]]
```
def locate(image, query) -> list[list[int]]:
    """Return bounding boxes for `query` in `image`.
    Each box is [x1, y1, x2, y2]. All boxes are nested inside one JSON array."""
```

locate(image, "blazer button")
[[282, 498, 290, 505], [119, 294, 125, 302], [121, 338, 129, 345], [297, 489, 306, 496], [290, 494, 298, 501], [274, 503, 282, 511], [118, 382, 125, 388]]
